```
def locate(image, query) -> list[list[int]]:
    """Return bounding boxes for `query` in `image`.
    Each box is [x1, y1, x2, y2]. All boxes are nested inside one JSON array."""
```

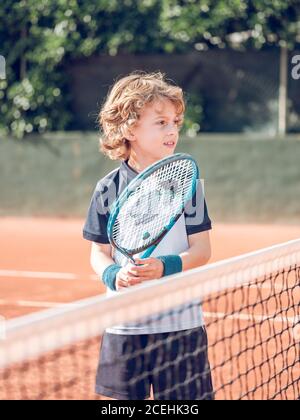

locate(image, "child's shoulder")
[[95, 165, 121, 194]]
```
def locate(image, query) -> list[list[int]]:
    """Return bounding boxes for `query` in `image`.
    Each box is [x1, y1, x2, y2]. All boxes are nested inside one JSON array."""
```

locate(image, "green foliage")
[[0, 0, 73, 138], [182, 93, 204, 138], [0, 0, 299, 138]]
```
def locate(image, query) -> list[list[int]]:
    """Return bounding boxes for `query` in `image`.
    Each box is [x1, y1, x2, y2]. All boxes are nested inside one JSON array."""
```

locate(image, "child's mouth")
[[163, 141, 176, 148]]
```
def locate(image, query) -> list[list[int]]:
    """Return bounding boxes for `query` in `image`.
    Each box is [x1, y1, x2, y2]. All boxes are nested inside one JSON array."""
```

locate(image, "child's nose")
[[166, 122, 178, 134]]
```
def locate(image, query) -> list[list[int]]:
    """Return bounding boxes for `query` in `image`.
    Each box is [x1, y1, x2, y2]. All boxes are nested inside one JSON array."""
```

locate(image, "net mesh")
[[112, 158, 196, 253], [0, 239, 299, 400]]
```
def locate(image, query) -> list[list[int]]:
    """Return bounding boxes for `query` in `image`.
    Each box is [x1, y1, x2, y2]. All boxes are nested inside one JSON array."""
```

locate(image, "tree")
[[160, 0, 300, 51], [0, 0, 299, 138]]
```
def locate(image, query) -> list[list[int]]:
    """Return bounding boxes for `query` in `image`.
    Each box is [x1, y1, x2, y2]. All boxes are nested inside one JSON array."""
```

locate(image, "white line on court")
[[203, 311, 297, 325], [0, 299, 84, 308], [0, 270, 286, 287], [0, 297, 295, 326], [0, 270, 98, 281]]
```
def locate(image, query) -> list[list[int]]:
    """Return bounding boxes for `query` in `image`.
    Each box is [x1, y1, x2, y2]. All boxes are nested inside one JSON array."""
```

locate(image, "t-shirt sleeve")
[[82, 183, 111, 244], [184, 179, 212, 235]]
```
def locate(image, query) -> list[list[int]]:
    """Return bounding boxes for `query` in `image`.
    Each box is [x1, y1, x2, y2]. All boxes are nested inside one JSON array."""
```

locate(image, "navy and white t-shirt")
[[83, 159, 212, 334]]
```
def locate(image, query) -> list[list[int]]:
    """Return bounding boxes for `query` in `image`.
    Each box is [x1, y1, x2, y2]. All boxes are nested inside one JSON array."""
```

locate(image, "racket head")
[[107, 153, 199, 261]]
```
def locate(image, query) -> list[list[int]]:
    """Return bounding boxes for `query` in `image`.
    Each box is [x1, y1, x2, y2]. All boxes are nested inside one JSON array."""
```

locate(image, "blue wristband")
[[102, 264, 121, 291], [157, 255, 182, 277]]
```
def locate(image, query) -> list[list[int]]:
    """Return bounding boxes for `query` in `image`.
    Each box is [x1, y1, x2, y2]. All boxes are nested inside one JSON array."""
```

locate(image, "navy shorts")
[[96, 326, 214, 400]]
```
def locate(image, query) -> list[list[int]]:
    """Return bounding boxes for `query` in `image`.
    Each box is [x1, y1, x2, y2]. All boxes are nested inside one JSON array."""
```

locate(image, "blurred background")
[[0, 0, 300, 223], [0, 0, 300, 316]]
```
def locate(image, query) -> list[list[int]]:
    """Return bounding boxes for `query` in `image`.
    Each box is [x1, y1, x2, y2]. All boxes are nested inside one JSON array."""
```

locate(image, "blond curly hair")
[[98, 71, 185, 160]]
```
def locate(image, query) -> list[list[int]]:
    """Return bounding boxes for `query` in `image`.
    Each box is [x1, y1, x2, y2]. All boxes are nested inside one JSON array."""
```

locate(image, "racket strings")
[[112, 159, 197, 253], [114, 162, 191, 249]]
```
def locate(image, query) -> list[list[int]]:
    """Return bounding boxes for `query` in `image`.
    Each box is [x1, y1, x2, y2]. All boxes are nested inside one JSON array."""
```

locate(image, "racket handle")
[[128, 255, 137, 265], [129, 256, 145, 266]]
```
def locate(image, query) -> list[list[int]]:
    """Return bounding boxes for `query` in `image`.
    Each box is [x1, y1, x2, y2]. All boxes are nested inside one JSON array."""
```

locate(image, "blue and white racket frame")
[[107, 153, 199, 264]]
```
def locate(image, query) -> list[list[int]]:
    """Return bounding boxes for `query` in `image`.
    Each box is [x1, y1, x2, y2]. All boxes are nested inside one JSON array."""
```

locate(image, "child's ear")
[[122, 126, 136, 142]]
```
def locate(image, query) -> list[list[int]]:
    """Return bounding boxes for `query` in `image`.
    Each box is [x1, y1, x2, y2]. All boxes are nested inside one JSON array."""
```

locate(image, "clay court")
[[1, 218, 300, 320], [0, 218, 299, 400]]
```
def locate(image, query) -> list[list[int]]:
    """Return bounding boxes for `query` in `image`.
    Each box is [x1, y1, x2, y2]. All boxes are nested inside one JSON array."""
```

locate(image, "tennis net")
[[0, 239, 299, 400]]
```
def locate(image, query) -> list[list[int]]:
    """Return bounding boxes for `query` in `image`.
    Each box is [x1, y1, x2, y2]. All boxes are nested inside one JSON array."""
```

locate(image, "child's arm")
[[180, 230, 211, 271], [90, 242, 115, 279], [94, 231, 211, 287], [126, 231, 211, 282]]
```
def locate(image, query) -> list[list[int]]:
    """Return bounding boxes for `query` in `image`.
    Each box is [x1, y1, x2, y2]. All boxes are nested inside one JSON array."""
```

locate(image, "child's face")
[[129, 98, 182, 161]]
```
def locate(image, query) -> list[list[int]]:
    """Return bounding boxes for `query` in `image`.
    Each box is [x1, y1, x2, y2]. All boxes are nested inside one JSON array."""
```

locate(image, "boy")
[[83, 71, 214, 400]]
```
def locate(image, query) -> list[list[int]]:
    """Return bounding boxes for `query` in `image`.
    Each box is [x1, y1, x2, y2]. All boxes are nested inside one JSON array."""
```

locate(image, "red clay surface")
[[0, 217, 300, 319], [0, 218, 299, 400]]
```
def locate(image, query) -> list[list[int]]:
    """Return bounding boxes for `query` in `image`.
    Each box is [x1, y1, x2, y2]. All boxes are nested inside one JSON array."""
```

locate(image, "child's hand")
[[129, 258, 164, 281], [115, 264, 143, 290], [115, 258, 164, 290]]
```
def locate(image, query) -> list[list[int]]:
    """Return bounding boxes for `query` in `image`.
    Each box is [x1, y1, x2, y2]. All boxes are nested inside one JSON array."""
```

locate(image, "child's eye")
[[157, 119, 182, 127], [175, 119, 183, 126]]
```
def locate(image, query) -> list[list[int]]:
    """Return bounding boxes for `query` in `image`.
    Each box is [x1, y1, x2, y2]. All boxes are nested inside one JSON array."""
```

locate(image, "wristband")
[[102, 263, 121, 291], [156, 255, 182, 277]]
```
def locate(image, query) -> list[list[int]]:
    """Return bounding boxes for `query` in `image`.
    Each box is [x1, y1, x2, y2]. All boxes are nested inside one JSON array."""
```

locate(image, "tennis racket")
[[107, 153, 199, 265]]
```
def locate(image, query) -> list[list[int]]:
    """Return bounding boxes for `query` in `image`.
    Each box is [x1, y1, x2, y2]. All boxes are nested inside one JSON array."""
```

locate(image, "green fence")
[[1, 133, 299, 223]]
